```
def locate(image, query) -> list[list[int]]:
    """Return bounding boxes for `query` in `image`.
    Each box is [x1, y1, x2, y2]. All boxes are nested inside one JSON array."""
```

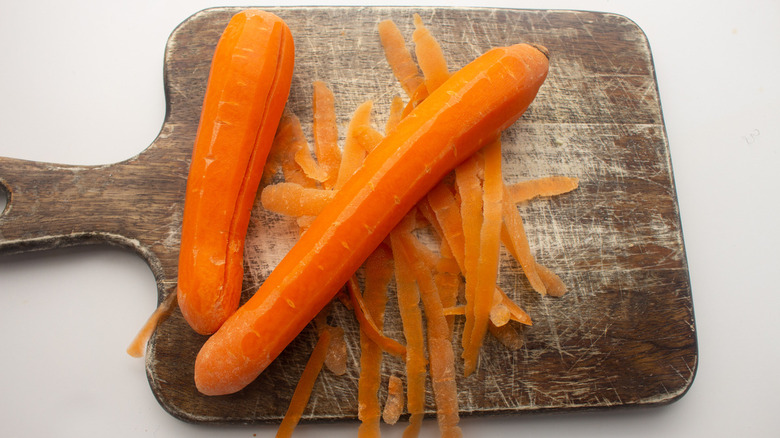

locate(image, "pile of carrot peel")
[[260, 15, 578, 438]]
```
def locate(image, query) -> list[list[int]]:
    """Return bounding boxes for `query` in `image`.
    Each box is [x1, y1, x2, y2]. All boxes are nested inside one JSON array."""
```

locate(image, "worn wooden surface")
[[0, 7, 696, 424]]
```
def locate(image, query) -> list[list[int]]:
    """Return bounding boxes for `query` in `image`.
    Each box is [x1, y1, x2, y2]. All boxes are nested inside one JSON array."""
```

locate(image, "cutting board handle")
[[0, 155, 136, 254], [0, 138, 189, 294]]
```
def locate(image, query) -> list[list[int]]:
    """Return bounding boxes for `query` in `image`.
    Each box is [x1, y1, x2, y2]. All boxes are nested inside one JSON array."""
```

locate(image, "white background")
[[1, 0, 778, 436]]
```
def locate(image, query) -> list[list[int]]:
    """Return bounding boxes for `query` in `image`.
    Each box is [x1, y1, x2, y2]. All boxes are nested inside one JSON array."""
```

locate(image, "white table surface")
[[1, 1, 778, 436]]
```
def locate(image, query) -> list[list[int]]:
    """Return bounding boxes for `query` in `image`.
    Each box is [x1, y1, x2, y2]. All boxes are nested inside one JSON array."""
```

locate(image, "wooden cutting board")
[[0, 7, 697, 424]]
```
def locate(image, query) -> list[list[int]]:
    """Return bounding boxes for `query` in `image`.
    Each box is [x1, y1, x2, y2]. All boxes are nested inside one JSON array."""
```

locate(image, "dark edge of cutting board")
[[0, 6, 697, 426]]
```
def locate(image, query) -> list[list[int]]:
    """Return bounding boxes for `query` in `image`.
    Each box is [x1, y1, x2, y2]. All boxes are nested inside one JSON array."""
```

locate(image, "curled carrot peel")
[[390, 225, 426, 438], [455, 153, 484, 362], [500, 186, 547, 295], [463, 139, 504, 376], [176, 9, 295, 335], [378, 19, 424, 98], [194, 42, 549, 396], [126, 292, 177, 357], [506, 176, 579, 203], [357, 245, 395, 437], [347, 277, 407, 357], [412, 13, 450, 92], [312, 81, 342, 189], [276, 328, 331, 438], [260, 182, 335, 217], [382, 375, 405, 425]]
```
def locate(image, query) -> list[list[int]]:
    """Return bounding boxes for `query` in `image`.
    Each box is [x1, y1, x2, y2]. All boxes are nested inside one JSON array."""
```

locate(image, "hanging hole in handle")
[[0, 182, 8, 216]]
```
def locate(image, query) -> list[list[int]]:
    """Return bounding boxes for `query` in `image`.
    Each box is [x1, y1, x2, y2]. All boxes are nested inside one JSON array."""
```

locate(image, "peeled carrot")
[[176, 10, 295, 335], [194, 42, 549, 395]]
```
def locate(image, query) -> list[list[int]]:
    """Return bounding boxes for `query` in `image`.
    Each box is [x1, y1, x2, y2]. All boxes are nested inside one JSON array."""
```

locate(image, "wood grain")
[[0, 7, 697, 424]]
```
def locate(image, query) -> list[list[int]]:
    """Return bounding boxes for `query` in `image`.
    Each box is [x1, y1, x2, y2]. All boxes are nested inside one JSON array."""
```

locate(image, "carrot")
[[312, 81, 342, 189], [176, 10, 295, 335], [427, 180, 533, 328], [276, 328, 331, 438], [378, 19, 424, 98], [194, 42, 549, 395]]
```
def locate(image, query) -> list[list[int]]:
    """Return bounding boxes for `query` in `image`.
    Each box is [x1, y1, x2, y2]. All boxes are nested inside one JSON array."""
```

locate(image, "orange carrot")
[[194, 42, 549, 395], [357, 246, 396, 437], [176, 9, 295, 335], [276, 328, 331, 438], [378, 20, 425, 98], [497, 287, 533, 326], [312, 81, 342, 189]]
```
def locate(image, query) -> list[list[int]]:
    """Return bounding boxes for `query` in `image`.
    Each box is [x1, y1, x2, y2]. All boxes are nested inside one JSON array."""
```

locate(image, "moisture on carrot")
[[193, 41, 549, 396], [176, 9, 295, 335]]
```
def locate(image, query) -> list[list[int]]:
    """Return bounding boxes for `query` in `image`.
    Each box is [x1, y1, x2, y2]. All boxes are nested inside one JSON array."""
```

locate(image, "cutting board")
[[0, 7, 697, 424]]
